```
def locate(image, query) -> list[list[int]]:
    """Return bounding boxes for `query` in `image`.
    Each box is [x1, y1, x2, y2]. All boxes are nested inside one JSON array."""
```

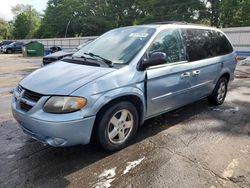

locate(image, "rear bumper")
[[12, 103, 96, 147]]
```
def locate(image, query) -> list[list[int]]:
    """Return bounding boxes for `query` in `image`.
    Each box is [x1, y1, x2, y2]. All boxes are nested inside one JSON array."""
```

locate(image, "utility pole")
[[65, 18, 72, 38]]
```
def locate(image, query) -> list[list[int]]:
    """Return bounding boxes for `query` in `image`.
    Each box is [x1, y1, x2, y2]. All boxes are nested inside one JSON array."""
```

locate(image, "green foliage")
[[206, 0, 250, 27], [219, 0, 250, 27], [0, 18, 11, 39], [7, 0, 250, 39], [137, 0, 207, 23], [37, 0, 208, 38], [12, 5, 41, 39]]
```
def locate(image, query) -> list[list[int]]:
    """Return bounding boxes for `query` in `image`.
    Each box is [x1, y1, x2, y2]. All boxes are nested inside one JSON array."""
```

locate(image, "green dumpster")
[[22, 41, 44, 57]]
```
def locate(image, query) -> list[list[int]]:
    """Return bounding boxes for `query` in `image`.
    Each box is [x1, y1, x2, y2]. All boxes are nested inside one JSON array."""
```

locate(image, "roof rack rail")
[[151, 21, 189, 25]]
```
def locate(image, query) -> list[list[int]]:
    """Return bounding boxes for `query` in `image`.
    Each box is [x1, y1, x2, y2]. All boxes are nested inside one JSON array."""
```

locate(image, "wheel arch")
[[90, 93, 145, 143], [220, 72, 230, 82], [95, 94, 145, 127]]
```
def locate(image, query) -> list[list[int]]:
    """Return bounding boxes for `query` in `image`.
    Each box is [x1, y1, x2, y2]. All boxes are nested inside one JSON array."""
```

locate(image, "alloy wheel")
[[107, 109, 134, 144]]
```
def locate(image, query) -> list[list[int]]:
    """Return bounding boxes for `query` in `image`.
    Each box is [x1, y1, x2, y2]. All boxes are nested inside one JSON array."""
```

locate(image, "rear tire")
[[208, 77, 228, 105], [95, 101, 139, 151]]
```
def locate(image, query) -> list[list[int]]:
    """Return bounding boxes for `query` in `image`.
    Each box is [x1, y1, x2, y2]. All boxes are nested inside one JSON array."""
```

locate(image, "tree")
[[11, 4, 31, 17], [136, 0, 207, 24], [35, 0, 250, 38], [37, 0, 208, 38], [206, 0, 221, 27], [219, 0, 250, 27], [0, 18, 11, 39], [205, 0, 250, 28], [36, 0, 79, 38], [12, 5, 41, 39]]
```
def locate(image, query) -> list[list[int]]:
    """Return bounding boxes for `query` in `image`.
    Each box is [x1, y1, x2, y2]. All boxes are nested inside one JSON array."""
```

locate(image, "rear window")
[[181, 29, 233, 62]]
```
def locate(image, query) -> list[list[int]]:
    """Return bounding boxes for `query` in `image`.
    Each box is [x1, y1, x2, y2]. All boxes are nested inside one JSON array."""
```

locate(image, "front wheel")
[[208, 77, 228, 105], [95, 101, 139, 151], [7, 49, 12, 54]]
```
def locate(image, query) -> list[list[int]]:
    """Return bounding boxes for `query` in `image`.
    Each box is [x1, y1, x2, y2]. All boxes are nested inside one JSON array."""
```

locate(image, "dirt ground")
[[0, 54, 249, 188]]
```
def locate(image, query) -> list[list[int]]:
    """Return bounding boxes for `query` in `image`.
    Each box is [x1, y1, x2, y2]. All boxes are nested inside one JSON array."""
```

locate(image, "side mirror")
[[140, 52, 166, 70]]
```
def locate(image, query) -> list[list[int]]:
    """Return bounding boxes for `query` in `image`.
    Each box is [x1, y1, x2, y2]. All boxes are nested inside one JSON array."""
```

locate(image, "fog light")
[[45, 137, 66, 146]]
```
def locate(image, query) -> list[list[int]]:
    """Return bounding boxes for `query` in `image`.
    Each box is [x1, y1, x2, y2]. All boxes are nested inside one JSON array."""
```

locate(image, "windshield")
[[76, 39, 95, 50], [73, 27, 155, 64], [8, 42, 16, 46]]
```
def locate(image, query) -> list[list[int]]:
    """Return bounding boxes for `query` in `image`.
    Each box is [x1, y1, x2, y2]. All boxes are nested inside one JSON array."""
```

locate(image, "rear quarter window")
[[181, 29, 233, 62], [211, 31, 233, 56]]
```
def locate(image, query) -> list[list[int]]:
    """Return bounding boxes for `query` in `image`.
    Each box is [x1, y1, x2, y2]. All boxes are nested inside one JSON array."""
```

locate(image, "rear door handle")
[[181, 72, 191, 79], [192, 70, 201, 76]]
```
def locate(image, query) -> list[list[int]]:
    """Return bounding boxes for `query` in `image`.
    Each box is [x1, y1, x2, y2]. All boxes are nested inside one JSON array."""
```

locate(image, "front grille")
[[14, 85, 43, 112], [23, 89, 43, 102], [20, 101, 33, 112], [17, 85, 22, 94]]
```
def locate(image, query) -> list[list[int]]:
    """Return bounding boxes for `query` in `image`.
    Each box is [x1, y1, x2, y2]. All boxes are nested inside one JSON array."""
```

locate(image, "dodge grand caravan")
[[12, 23, 236, 151]]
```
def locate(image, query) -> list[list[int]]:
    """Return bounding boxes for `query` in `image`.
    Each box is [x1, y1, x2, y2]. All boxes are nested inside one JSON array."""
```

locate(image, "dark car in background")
[[2, 42, 25, 54], [42, 38, 95, 66], [0, 40, 13, 53], [0, 40, 13, 47]]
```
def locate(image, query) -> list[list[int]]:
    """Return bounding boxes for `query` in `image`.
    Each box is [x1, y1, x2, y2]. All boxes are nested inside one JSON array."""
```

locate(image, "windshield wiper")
[[84, 52, 113, 67], [72, 55, 87, 60]]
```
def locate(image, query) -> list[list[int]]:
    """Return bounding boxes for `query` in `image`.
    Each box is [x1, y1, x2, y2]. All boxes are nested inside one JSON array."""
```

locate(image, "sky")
[[0, 0, 48, 21]]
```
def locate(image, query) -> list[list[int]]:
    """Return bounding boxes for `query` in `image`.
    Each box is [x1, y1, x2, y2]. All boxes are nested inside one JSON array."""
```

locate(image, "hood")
[[20, 61, 116, 95], [1, 45, 8, 48], [44, 49, 76, 58]]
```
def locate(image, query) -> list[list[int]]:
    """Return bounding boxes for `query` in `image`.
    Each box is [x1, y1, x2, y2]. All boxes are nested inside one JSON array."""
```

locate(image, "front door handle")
[[192, 70, 201, 76], [181, 72, 191, 79]]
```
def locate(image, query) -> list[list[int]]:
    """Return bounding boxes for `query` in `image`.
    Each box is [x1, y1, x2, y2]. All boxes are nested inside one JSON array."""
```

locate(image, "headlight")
[[44, 96, 87, 113]]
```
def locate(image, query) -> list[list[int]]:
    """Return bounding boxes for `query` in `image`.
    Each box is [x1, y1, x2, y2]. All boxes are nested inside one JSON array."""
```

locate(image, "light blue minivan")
[[12, 23, 236, 151]]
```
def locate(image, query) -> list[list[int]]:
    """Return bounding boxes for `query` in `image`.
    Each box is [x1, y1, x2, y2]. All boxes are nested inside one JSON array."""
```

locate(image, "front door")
[[146, 29, 194, 117]]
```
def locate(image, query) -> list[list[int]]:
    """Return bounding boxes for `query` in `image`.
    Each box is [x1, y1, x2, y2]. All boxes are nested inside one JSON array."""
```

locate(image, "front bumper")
[[12, 96, 96, 147]]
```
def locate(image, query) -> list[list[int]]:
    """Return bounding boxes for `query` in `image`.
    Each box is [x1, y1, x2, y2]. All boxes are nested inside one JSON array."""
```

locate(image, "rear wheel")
[[95, 101, 139, 151], [208, 77, 228, 105]]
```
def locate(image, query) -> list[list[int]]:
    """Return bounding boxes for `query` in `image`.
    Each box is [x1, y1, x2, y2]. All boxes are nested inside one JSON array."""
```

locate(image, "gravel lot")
[[0, 54, 249, 188]]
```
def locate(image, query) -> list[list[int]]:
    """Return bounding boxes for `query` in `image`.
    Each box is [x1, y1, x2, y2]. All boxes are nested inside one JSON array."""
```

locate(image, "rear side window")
[[181, 29, 233, 62]]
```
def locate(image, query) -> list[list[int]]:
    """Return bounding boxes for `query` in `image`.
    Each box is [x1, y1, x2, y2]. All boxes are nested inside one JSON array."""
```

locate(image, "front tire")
[[208, 77, 228, 105], [95, 101, 139, 151], [7, 49, 12, 54]]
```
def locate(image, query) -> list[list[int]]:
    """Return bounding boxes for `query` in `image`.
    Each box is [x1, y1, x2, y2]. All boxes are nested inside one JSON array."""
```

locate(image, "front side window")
[[147, 29, 186, 63], [74, 27, 156, 65]]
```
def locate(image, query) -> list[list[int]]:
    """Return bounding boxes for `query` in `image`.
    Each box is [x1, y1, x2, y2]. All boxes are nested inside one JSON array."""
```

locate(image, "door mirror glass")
[[141, 52, 167, 68]]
